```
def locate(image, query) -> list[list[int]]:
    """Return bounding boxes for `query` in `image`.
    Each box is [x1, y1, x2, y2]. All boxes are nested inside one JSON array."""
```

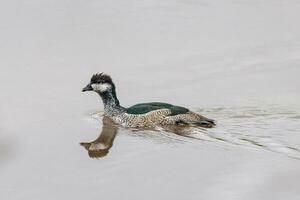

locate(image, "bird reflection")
[[80, 116, 119, 158]]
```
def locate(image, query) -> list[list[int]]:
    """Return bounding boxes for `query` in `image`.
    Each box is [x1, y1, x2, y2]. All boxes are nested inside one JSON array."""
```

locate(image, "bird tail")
[[194, 118, 216, 128]]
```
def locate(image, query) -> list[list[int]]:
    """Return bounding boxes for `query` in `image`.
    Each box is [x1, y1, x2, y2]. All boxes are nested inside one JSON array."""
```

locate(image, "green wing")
[[126, 102, 189, 116]]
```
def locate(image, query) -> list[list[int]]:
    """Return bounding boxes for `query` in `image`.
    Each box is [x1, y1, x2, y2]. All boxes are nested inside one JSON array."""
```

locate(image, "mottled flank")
[[111, 109, 215, 128], [127, 102, 189, 116]]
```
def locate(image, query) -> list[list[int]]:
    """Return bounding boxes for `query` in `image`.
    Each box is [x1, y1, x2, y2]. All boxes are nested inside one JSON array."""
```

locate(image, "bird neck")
[[98, 87, 125, 115]]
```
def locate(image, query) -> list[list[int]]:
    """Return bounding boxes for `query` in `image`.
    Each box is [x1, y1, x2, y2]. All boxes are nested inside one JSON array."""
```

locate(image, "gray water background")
[[1, 0, 300, 199]]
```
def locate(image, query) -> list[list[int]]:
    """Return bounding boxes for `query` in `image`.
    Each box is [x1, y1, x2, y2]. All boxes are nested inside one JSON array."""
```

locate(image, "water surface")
[[1, 0, 300, 200]]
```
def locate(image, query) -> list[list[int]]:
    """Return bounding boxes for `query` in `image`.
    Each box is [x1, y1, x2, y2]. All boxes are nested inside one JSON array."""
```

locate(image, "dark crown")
[[91, 73, 113, 84]]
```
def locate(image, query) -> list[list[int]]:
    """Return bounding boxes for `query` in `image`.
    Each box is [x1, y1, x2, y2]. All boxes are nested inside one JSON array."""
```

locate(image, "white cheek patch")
[[91, 83, 112, 92]]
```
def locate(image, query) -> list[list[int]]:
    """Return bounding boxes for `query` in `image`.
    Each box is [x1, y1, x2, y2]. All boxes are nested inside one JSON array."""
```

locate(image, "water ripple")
[[88, 106, 300, 160], [193, 106, 300, 159]]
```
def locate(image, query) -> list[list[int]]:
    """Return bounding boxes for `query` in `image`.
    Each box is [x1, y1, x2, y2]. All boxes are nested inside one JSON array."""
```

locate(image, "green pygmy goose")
[[82, 73, 215, 128]]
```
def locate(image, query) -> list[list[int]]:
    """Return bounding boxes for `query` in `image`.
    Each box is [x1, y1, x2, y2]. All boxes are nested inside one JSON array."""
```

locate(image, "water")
[[1, 0, 300, 199], [196, 107, 300, 158]]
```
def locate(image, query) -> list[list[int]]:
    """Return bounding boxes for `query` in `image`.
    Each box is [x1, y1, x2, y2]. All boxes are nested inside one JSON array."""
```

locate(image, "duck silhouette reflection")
[[80, 116, 119, 158]]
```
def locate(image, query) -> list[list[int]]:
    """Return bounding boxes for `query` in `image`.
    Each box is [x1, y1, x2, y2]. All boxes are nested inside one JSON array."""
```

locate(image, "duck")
[[82, 73, 215, 128]]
